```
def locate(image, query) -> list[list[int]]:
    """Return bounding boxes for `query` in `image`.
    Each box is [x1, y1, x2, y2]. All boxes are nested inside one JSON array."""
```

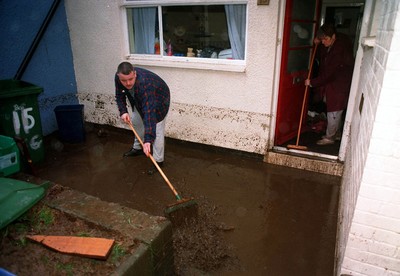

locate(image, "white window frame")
[[120, 0, 248, 72]]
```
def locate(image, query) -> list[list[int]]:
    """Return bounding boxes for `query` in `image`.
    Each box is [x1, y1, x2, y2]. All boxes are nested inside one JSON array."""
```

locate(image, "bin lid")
[[0, 177, 49, 229], [0, 79, 43, 99]]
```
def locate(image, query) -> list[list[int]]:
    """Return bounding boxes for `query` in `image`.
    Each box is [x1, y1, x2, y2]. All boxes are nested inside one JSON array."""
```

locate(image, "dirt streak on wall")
[[168, 102, 270, 154], [78, 93, 270, 154]]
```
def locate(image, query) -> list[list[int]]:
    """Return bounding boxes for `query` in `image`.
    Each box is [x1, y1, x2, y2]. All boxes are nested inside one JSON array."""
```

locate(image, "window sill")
[[126, 55, 246, 72]]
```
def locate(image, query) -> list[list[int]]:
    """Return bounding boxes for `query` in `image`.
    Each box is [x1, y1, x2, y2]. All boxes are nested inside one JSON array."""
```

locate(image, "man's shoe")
[[147, 162, 164, 175], [123, 148, 144, 157], [316, 137, 335, 145]]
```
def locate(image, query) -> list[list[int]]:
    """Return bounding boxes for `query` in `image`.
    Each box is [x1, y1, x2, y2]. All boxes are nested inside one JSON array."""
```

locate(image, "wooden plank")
[[27, 235, 115, 260]]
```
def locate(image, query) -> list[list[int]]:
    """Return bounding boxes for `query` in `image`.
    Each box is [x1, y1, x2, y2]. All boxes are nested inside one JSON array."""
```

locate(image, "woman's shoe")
[[316, 137, 335, 145]]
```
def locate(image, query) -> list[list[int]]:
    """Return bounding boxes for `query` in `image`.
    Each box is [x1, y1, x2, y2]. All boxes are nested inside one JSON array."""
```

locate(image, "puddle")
[[36, 124, 340, 275]]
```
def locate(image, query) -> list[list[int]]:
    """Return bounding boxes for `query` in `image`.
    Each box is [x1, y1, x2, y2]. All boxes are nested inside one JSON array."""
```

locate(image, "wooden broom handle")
[[295, 45, 318, 146], [307, 45, 318, 80], [127, 121, 181, 199]]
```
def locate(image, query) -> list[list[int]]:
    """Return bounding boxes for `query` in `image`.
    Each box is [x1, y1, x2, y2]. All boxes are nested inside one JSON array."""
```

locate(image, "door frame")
[[270, 0, 365, 162]]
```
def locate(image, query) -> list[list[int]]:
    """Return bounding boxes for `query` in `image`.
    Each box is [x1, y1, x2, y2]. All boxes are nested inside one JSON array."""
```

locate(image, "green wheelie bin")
[[0, 79, 45, 164]]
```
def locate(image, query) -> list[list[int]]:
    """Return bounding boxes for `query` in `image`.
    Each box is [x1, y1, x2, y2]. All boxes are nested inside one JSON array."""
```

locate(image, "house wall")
[[1, 0, 399, 273], [0, 0, 78, 136], [64, 0, 278, 154], [339, 0, 400, 274]]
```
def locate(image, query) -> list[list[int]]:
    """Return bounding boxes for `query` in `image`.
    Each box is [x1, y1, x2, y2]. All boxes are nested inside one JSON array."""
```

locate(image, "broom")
[[287, 45, 318, 151], [127, 121, 198, 225]]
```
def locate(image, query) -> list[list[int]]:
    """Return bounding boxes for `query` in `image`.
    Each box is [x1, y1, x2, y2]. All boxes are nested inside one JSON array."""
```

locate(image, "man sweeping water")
[[115, 62, 197, 223], [115, 62, 170, 175]]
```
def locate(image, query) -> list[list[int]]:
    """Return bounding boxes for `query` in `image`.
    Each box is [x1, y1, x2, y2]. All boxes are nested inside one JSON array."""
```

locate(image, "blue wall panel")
[[0, 0, 78, 136]]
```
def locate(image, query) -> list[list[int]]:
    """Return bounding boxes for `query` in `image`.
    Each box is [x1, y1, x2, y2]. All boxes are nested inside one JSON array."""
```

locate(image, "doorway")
[[273, 0, 364, 159]]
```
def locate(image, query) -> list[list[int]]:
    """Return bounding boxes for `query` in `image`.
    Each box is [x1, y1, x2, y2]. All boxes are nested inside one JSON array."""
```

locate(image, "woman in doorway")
[[305, 23, 354, 145]]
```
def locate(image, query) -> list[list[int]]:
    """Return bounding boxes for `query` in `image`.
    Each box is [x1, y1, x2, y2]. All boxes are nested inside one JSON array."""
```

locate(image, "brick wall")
[[340, 0, 400, 275]]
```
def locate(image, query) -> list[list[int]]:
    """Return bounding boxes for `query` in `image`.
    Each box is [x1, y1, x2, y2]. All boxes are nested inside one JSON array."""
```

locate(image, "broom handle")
[[127, 121, 181, 200], [295, 45, 318, 146]]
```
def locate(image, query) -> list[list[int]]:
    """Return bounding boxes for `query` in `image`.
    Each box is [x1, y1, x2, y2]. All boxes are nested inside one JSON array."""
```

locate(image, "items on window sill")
[[218, 49, 233, 59], [187, 48, 195, 57], [154, 41, 160, 54], [167, 40, 173, 56], [196, 49, 202, 57], [198, 47, 219, 58]]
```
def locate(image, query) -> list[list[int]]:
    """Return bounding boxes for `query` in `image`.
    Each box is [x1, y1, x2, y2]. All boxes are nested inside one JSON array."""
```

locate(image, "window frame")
[[121, 0, 248, 72]]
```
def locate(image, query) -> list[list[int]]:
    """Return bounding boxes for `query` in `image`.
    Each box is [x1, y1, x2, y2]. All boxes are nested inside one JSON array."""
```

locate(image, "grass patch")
[[31, 206, 54, 232], [111, 243, 126, 263], [77, 232, 91, 237], [56, 262, 74, 276], [0, 205, 55, 245], [41, 255, 50, 264]]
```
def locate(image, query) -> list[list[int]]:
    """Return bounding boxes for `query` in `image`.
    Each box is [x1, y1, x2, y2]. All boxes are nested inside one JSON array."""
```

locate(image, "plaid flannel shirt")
[[115, 67, 170, 144]]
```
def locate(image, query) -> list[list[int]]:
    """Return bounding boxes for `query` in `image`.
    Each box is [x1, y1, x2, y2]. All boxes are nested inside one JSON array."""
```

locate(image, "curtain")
[[132, 8, 157, 54], [225, 5, 246, 60]]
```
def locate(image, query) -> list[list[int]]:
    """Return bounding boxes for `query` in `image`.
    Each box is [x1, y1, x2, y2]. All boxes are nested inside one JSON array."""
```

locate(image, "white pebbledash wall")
[[64, 0, 278, 155], [339, 0, 400, 275]]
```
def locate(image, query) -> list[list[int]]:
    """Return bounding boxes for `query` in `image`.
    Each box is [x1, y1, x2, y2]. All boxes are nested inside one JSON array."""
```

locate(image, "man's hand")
[[314, 37, 321, 45], [143, 142, 151, 157], [120, 113, 130, 123], [305, 79, 311, 86]]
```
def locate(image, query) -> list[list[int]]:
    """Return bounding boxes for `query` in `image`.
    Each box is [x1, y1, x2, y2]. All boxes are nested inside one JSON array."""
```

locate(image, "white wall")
[[64, 0, 279, 154], [340, 0, 400, 275]]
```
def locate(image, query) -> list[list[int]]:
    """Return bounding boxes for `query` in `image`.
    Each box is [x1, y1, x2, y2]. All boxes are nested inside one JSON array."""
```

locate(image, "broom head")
[[164, 197, 198, 226], [287, 144, 308, 151]]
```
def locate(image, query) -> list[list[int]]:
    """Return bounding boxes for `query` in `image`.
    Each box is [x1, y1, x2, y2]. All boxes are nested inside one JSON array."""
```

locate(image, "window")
[[125, 3, 247, 62]]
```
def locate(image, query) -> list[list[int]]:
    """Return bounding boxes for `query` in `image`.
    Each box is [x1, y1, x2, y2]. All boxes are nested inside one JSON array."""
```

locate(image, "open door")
[[275, 0, 320, 146]]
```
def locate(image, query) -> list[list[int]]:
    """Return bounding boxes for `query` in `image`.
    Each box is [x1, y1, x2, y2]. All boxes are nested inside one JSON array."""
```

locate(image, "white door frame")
[[269, 0, 366, 163]]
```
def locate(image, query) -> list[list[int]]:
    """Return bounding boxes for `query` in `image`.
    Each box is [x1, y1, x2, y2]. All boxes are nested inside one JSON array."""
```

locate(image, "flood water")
[[36, 124, 340, 275]]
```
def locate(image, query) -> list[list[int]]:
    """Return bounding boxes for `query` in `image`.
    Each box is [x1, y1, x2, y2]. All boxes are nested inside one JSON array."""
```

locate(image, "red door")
[[275, 0, 320, 146]]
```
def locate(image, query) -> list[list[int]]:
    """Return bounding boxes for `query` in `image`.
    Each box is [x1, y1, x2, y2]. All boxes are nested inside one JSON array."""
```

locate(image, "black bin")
[[54, 104, 85, 143]]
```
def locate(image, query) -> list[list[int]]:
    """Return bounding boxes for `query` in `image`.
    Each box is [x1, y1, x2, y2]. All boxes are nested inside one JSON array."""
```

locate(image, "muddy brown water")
[[35, 124, 340, 275]]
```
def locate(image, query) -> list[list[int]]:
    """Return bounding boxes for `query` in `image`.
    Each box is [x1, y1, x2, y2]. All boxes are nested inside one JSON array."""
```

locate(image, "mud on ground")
[[172, 195, 240, 274], [0, 184, 136, 275], [0, 176, 240, 275]]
